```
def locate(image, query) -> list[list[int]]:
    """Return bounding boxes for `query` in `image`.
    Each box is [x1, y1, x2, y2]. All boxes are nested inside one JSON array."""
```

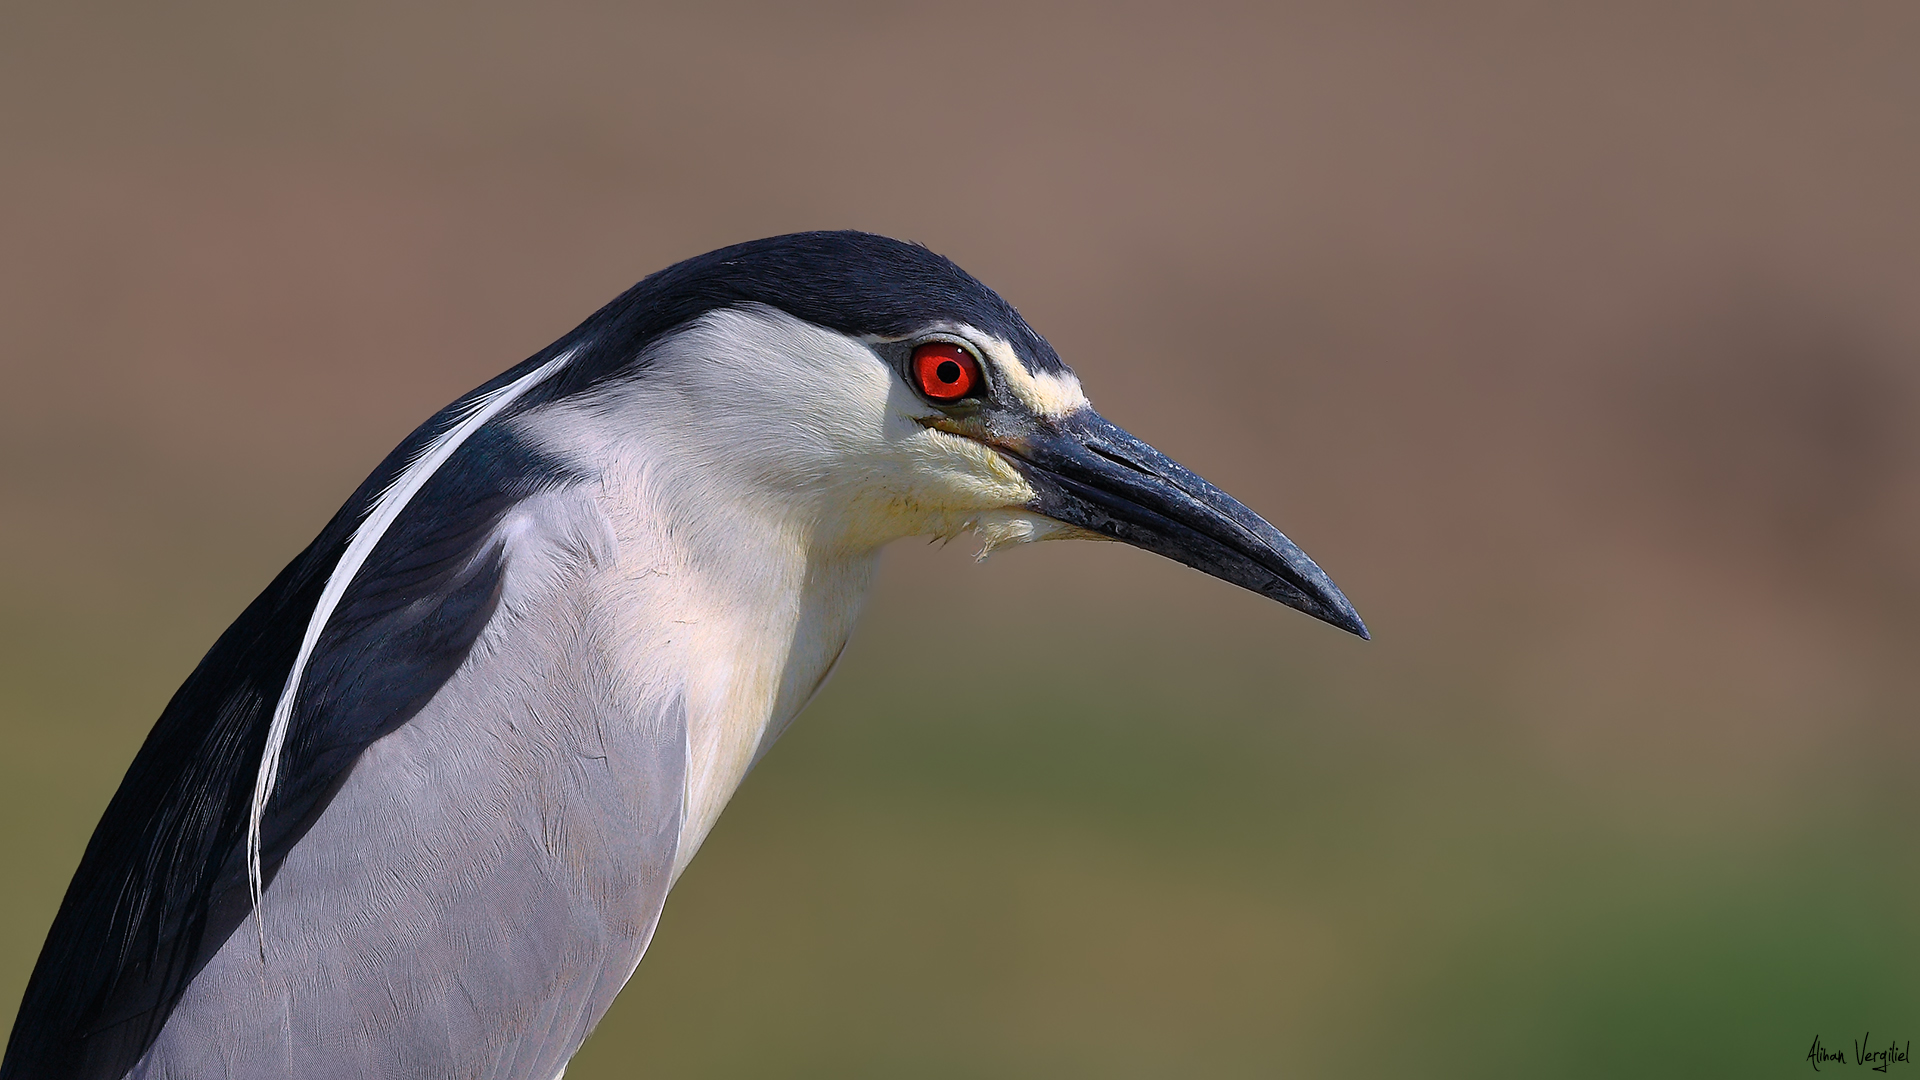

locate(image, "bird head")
[[539, 231, 1367, 638]]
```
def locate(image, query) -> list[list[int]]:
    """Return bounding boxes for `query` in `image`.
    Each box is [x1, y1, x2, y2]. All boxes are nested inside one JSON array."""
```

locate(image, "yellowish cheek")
[[939, 434, 1036, 504], [837, 433, 1037, 547]]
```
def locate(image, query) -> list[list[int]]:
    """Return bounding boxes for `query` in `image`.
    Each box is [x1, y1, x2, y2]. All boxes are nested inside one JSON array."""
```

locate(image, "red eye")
[[911, 342, 981, 402]]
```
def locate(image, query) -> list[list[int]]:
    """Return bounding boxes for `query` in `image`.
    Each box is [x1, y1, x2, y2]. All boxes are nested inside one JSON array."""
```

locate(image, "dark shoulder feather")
[[0, 364, 577, 1079]]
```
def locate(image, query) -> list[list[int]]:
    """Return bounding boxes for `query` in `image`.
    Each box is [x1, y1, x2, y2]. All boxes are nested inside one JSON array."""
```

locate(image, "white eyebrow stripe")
[[975, 335, 1089, 419], [243, 349, 575, 949]]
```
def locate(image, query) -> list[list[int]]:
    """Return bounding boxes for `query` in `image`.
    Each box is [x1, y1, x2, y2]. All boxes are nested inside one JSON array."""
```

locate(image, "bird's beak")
[[993, 409, 1368, 639]]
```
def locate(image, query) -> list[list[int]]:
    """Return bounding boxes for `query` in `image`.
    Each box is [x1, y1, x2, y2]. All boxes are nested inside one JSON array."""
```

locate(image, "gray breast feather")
[[130, 492, 683, 1080]]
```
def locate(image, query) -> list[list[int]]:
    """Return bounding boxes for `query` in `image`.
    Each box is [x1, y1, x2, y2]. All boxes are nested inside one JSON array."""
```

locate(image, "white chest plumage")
[[578, 496, 877, 878]]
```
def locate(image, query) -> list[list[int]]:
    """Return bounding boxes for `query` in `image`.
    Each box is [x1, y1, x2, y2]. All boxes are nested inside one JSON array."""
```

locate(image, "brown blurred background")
[[4, 2, 1918, 1075]]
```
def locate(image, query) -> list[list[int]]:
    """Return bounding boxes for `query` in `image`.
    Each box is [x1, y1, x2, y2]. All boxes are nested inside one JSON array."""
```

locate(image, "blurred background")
[[3, 2, 1918, 1075]]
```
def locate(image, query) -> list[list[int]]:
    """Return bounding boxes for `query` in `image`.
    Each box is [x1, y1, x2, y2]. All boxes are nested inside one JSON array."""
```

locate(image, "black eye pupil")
[[936, 360, 962, 384]]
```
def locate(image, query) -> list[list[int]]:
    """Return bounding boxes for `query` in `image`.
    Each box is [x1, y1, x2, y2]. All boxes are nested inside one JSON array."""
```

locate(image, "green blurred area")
[[423, 607, 1920, 1078], [5, 547, 1916, 1076], [5, 1, 1920, 1075]]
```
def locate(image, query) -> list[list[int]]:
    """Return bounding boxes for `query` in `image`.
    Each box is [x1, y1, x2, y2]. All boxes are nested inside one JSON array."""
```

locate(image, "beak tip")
[[1310, 593, 1370, 640], [1271, 557, 1368, 640]]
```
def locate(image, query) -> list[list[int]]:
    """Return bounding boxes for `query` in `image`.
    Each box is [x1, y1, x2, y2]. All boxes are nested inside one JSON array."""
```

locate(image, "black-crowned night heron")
[[2, 232, 1365, 1079]]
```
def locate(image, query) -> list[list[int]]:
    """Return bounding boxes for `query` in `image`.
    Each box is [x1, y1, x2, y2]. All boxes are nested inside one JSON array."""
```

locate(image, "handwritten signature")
[[1808, 1034, 1912, 1072]]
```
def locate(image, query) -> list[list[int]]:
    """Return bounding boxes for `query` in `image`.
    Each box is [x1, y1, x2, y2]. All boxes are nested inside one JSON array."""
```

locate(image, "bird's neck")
[[648, 506, 877, 877], [517, 408, 884, 880]]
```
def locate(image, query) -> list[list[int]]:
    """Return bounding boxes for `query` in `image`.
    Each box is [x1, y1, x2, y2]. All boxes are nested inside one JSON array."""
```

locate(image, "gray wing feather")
[[131, 494, 684, 1080]]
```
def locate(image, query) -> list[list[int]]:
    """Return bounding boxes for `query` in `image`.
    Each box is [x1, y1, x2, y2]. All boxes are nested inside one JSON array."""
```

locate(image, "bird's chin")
[[962, 509, 1105, 559]]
